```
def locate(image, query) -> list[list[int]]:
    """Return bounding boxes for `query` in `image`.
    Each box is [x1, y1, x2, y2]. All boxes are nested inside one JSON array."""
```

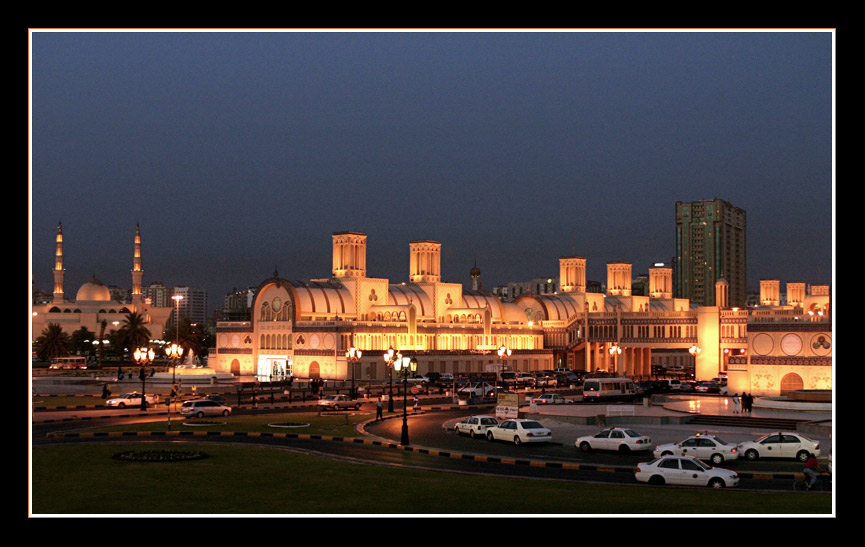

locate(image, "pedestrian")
[[376, 397, 383, 421], [413, 394, 419, 410], [732, 393, 740, 414], [745, 392, 753, 413], [101, 383, 111, 399]]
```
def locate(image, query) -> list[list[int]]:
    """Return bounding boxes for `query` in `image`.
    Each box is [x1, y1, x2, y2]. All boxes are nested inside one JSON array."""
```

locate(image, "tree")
[[70, 326, 96, 355], [115, 312, 152, 352], [35, 323, 72, 362]]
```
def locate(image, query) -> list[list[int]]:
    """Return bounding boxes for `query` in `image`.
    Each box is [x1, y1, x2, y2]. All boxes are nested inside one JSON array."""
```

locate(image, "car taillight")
[[731, 447, 737, 453]]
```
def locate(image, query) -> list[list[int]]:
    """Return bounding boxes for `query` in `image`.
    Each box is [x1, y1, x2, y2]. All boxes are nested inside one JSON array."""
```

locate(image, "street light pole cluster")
[[133, 346, 154, 411], [393, 353, 418, 446]]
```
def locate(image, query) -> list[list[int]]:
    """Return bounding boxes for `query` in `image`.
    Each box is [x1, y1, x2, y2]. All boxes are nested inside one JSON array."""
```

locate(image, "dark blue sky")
[[30, 30, 834, 311]]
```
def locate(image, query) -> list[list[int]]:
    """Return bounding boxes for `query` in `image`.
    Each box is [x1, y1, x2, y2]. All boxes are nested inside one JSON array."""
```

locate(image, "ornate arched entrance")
[[780, 373, 804, 396]]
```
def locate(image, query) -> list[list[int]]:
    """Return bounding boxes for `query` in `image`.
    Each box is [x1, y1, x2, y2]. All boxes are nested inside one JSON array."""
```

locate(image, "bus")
[[582, 377, 638, 403], [49, 356, 88, 370]]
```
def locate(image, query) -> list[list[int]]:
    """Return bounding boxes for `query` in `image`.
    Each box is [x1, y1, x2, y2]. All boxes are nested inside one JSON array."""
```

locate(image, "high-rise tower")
[[675, 199, 746, 307]]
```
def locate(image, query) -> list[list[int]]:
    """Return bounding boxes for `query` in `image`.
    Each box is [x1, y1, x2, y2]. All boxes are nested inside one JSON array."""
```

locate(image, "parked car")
[[694, 381, 721, 393], [458, 382, 496, 397], [205, 394, 229, 405], [486, 419, 552, 445], [556, 372, 580, 386], [635, 455, 739, 488], [454, 415, 499, 438], [529, 393, 573, 405], [180, 399, 232, 418], [736, 432, 821, 462], [576, 427, 654, 453], [516, 372, 535, 386], [437, 373, 454, 386], [105, 392, 158, 408], [500, 372, 518, 387], [317, 394, 362, 410], [654, 434, 739, 464]]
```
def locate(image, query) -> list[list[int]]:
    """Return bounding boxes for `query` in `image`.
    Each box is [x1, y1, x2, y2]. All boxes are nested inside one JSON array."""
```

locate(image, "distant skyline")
[[30, 30, 834, 313]]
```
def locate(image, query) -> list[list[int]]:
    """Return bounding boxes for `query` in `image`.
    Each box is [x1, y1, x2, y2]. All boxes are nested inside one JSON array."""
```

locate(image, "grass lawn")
[[31, 442, 833, 516]]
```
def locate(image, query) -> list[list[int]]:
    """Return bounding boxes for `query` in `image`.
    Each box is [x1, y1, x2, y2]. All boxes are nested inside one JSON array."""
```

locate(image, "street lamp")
[[609, 343, 622, 375], [383, 346, 400, 412], [393, 354, 418, 445], [165, 342, 184, 428], [498, 344, 512, 391], [346, 346, 362, 400], [133, 346, 155, 411]]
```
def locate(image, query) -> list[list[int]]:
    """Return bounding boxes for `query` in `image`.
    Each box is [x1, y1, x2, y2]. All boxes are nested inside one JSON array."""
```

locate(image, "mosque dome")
[[76, 277, 112, 302]]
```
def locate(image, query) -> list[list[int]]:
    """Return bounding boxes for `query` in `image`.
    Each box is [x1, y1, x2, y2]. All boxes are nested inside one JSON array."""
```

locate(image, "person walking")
[[376, 397, 383, 421], [732, 393, 740, 414]]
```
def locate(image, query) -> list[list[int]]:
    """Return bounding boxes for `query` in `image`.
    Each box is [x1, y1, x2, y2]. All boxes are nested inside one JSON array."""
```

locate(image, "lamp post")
[[609, 343, 622, 375], [133, 346, 155, 411], [383, 346, 400, 412], [497, 344, 512, 391], [346, 346, 362, 400], [165, 342, 184, 429], [393, 354, 418, 445]]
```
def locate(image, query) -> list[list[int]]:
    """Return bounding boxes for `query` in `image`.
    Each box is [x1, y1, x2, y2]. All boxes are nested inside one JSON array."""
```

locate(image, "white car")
[[529, 394, 573, 405], [105, 392, 158, 408], [454, 415, 499, 438], [486, 419, 552, 445], [458, 382, 496, 397], [653, 434, 739, 464], [736, 432, 821, 462], [317, 394, 362, 410], [576, 427, 654, 453], [635, 455, 739, 488]]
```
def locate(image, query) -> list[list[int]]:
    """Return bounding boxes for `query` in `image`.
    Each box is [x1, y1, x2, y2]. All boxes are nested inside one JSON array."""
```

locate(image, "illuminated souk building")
[[31, 223, 173, 344], [211, 231, 832, 397]]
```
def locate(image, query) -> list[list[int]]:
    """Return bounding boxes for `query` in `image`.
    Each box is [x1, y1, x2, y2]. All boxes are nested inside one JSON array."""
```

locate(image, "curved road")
[[34, 403, 816, 491]]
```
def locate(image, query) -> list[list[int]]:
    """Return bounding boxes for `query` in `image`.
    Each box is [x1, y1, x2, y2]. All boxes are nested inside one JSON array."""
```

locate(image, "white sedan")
[[317, 394, 361, 410], [737, 432, 821, 462], [486, 419, 552, 445], [576, 427, 653, 453], [454, 415, 499, 438], [635, 455, 739, 488], [653, 434, 739, 464], [529, 394, 573, 405], [105, 392, 158, 408]]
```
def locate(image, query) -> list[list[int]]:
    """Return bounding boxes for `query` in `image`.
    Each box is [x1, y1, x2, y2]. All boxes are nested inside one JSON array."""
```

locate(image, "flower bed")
[[111, 449, 208, 462]]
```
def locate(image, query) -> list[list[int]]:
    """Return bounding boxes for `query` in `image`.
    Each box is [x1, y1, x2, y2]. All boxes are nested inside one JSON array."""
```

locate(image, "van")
[[582, 377, 638, 402], [658, 379, 682, 391]]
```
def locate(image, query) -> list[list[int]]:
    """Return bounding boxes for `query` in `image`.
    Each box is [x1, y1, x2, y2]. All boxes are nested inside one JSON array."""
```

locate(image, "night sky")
[[29, 30, 834, 313]]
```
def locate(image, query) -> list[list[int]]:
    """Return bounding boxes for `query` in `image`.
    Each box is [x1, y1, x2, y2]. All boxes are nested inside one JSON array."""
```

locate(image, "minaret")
[[52, 222, 65, 303], [131, 224, 143, 306]]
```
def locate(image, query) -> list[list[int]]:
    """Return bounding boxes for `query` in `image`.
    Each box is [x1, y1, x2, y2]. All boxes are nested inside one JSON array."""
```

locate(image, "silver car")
[[180, 399, 232, 418]]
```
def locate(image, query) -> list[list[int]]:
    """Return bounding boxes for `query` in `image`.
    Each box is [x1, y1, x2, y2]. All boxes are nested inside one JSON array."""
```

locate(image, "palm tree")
[[116, 312, 152, 352], [97, 319, 107, 369], [165, 318, 205, 361], [35, 323, 72, 362]]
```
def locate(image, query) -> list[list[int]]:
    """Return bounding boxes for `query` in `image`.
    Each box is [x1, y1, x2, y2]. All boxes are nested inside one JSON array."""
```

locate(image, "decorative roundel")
[[272, 297, 282, 313], [780, 333, 803, 356], [323, 333, 335, 349], [231, 334, 240, 347], [810, 334, 832, 356], [752, 333, 774, 356], [309, 334, 320, 349]]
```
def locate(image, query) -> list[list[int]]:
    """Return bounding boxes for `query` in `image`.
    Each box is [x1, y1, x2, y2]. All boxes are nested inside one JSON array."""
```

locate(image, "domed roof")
[[76, 277, 112, 302]]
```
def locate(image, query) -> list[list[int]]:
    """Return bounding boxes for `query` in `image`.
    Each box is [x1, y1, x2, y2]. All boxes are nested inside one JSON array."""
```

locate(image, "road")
[[32, 401, 827, 491]]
